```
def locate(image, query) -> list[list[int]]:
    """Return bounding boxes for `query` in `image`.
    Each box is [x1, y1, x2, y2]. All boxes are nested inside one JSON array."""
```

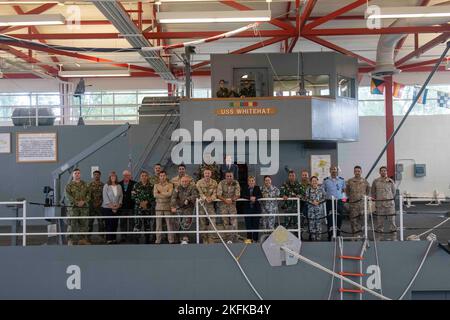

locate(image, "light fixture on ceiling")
[[58, 70, 131, 78], [156, 10, 271, 23], [0, 14, 66, 26], [366, 6, 450, 19]]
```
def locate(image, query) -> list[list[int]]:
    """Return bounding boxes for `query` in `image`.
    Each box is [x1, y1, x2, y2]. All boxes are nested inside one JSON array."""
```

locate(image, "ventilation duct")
[[93, 1, 176, 81], [373, 1, 450, 76]]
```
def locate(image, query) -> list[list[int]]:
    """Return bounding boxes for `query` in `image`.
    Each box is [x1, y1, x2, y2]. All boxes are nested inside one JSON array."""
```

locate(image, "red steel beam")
[[12, 5, 60, 66], [192, 36, 289, 70], [399, 58, 442, 70], [396, 33, 450, 67], [0, 3, 58, 33], [300, 0, 317, 30], [303, 35, 376, 66], [287, 0, 301, 53], [384, 75, 395, 178], [0, 40, 155, 73], [304, 0, 369, 30], [303, 25, 450, 36], [0, 44, 59, 76], [219, 0, 295, 32]]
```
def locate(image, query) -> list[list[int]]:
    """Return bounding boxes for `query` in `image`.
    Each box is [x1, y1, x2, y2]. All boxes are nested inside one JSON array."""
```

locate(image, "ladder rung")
[[339, 255, 363, 260], [339, 272, 364, 277], [339, 288, 364, 293]]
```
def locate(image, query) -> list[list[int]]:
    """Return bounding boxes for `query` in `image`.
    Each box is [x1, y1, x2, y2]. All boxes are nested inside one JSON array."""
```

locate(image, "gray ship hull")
[[0, 241, 448, 300]]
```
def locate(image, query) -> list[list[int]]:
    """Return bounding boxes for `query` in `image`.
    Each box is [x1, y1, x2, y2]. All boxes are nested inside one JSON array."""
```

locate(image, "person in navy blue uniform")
[[241, 176, 262, 242], [322, 166, 346, 241]]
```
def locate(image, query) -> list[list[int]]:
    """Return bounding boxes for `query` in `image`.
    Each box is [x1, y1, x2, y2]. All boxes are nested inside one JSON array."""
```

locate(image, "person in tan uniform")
[[346, 166, 370, 235], [371, 166, 397, 240], [154, 170, 175, 244], [196, 169, 218, 243], [217, 171, 241, 243], [171, 164, 194, 188]]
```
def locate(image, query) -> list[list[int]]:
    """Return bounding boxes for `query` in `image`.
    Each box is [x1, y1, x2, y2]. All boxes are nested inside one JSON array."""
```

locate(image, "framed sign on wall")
[[16, 132, 58, 163], [0, 133, 11, 154], [310, 154, 331, 183]]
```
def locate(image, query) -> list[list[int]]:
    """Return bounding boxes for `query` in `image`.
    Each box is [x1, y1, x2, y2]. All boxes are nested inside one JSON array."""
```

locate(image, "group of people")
[[64, 162, 397, 246], [216, 79, 256, 98]]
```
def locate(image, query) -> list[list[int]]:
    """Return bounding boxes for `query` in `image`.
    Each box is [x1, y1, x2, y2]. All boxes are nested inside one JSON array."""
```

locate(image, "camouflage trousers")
[[67, 207, 89, 242], [219, 204, 237, 242], [177, 208, 195, 243], [261, 209, 277, 230], [349, 203, 364, 235], [198, 202, 217, 244], [374, 207, 397, 240], [307, 205, 324, 241], [155, 210, 176, 244]]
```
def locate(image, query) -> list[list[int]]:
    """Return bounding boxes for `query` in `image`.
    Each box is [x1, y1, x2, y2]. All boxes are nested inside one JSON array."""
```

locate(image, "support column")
[[384, 75, 395, 178]]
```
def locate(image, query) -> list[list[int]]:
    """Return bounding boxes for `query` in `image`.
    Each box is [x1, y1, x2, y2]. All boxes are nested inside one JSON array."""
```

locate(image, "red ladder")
[[338, 237, 368, 300]]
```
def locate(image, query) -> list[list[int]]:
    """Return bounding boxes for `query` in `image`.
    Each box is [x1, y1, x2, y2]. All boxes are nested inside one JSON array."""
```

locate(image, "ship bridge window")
[[338, 75, 356, 98], [273, 75, 330, 97]]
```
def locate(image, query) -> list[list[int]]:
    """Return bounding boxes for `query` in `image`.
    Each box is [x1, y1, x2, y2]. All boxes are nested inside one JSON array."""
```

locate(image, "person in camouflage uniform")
[[260, 175, 280, 230], [196, 169, 218, 244], [149, 163, 162, 186], [280, 170, 303, 227], [87, 170, 104, 242], [196, 163, 221, 183], [171, 164, 194, 188], [217, 172, 241, 243], [65, 168, 91, 245], [346, 166, 371, 235], [371, 166, 397, 241], [305, 176, 325, 241], [171, 175, 199, 244], [131, 170, 155, 244]]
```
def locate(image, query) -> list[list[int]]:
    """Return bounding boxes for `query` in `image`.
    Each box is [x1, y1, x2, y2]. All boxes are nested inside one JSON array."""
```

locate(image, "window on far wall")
[[273, 75, 330, 97]]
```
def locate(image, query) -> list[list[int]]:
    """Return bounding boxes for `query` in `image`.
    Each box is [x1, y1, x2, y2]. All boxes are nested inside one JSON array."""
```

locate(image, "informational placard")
[[310, 154, 331, 183], [0, 133, 11, 153], [16, 132, 57, 163]]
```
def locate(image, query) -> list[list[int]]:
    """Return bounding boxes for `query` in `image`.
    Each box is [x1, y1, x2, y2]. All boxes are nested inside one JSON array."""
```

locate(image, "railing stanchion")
[[22, 200, 27, 247], [399, 195, 404, 241], [331, 196, 336, 240], [364, 196, 368, 240], [195, 199, 200, 244]]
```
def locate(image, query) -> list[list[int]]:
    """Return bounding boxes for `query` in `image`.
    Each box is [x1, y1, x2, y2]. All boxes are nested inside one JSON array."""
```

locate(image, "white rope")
[[281, 246, 391, 300], [327, 236, 338, 300], [369, 206, 384, 295], [417, 217, 450, 238], [398, 240, 435, 300], [199, 200, 263, 300]]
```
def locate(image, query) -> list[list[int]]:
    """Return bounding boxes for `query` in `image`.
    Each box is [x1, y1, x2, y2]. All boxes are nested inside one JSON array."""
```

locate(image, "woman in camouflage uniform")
[[260, 176, 280, 231], [305, 176, 325, 241]]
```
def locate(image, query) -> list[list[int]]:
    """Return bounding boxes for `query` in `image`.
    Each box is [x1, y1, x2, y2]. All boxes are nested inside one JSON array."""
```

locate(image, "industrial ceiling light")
[[58, 70, 131, 78], [366, 6, 450, 19], [0, 14, 66, 26], [157, 10, 271, 23]]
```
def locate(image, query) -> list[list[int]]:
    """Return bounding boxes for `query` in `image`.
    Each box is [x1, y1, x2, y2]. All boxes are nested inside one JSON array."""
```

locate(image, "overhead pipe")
[[372, 0, 450, 76]]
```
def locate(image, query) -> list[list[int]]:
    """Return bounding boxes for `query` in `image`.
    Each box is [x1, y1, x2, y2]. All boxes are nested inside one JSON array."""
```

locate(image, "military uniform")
[[217, 179, 241, 242], [260, 185, 280, 230], [239, 86, 256, 97], [154, 181, 174, 243], [131, 181, 154, 243], [346, 176, 370, 235], [305, 186, 325, 241], [196, 178, 218, 243], [65, 180, 91, 244], [87, 180, 104, 241], [170, 174, 194, 188], [149, 175, 160, 186], [170, 184, 199, 243], [196, 163, 221, 183], [216, 87, 230, 98], [371, 177, 397, 240], [280, 180, 303, 226]]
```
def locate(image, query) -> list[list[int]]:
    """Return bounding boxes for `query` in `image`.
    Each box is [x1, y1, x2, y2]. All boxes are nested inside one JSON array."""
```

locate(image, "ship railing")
[[0, 198, 301, 246]]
